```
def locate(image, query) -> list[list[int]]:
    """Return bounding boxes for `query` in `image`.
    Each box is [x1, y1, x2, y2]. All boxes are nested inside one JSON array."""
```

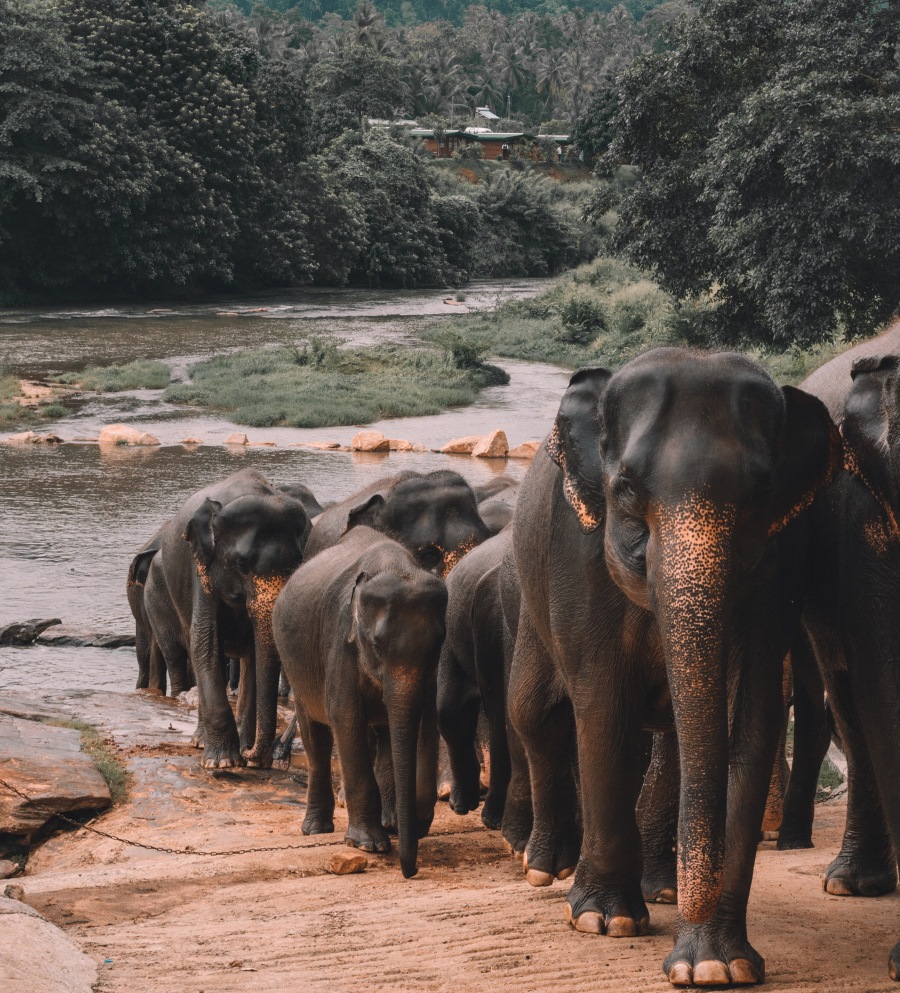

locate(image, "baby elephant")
[[273, 526, 448, 878]]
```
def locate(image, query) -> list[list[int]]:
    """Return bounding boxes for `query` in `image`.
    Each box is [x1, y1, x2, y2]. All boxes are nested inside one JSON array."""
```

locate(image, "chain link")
[[0, 776, 482, 858]]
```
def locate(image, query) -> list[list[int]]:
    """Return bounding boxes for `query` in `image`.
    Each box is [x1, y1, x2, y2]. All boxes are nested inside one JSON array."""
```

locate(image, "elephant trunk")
[[653, 494, 735, 925], [385, 669, 427, 879], [246, 574, 289, 766]]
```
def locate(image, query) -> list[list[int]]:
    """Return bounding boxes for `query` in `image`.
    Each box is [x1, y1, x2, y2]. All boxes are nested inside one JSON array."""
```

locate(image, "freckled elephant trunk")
[[246, 574, 289, 766], [385, 671, 427, 879], [653, 496, 734, 925]]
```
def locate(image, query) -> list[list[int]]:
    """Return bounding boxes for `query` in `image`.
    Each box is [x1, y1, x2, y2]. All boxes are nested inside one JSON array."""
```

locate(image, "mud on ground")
[[6, 689, 899, 993]]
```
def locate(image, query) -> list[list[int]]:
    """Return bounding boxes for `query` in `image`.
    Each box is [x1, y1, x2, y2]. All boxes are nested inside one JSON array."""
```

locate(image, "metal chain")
[[0, 776, 483, 858]]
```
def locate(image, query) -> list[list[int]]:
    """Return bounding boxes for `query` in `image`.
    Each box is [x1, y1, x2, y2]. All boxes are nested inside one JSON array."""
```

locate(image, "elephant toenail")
[[606, 916, 637, 937], [573, 911, 604, 934], [525, 868, 554, 887], [667, 962, 693, 986], [728, 958, 761, 985], [693, 960, 731, 985]]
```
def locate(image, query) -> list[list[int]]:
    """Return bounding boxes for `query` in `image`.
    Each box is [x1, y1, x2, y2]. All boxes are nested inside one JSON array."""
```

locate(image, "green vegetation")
[[0, 372, 68, 429], [41, 717, 131, 806], [53, 360, 171, 392], [164, 337, 509, 427], [421, 257, 849, 385], [607, 0, 900, 348], [817, 755, 845, 803]]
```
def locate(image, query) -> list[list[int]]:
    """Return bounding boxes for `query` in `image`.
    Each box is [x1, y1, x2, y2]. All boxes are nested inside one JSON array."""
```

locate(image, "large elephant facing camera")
[[152, 468, 311, 768], [509, 349, 839, 986]]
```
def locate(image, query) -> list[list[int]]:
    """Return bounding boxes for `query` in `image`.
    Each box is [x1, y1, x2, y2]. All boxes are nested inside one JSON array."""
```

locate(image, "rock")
[[351, 430, 390, 452], [388, 439, 413, 452], [180, 437, 203, 446], [327, 851, 368, 875], [0, 860, 17, 879], [508, 440, 541, 460], [411, 444, 429, 453], [248, 441, 276, 447], [0, 714, 112, 836], [0, 619, 61, 647], [440, 435, 482, 454], [177, 687, 200, 710], [2, 432, 62, 446], [224, 433, 249, 446], [3, 886, 25, 903], [35, 626, 134, 649], [0, 895, 99, 993], [472, 430, 509, 459], [98, 424, 160, 447]]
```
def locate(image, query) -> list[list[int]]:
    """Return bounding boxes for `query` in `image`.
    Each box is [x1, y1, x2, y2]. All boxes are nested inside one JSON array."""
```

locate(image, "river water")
[[0, 280, 569, 695]]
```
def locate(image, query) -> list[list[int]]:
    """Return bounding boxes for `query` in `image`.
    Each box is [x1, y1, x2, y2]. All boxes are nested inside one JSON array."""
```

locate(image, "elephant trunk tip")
[[401, 856, 419, 879]]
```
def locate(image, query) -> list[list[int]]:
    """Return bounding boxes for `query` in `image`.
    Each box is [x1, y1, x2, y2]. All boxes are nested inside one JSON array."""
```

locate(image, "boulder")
[[0, 619, 61, 647], [248, 441, 276, 447], [440, 435, 482, 455], [0, 860, 16, 879], [388, 439, 413, 452], [411, 444, 429, 453], [289, 441, 341, 450], [327, 851, 368, 875], [224, 433, 249, 446], [508, 440, 541, 460], [472, 430, 509, 459], [180, 437, 203, 446], [35, 626, 134, 649], [98, 424, 160, 447], [0, 714, 112, 836], [351, 430, 390, 452], [2, 432, 62, 446]]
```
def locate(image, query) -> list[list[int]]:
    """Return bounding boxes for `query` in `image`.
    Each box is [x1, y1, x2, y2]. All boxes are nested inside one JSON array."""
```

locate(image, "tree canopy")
[[608, 0, 900, 347]]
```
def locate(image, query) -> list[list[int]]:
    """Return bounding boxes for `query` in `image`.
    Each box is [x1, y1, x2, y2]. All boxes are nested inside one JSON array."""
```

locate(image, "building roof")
[[475, 106, 501, 120], [410, 129, 573, 144]]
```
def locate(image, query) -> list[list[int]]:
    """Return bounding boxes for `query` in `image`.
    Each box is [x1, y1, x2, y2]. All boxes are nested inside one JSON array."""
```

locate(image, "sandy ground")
[[6, 689, 900, 993]]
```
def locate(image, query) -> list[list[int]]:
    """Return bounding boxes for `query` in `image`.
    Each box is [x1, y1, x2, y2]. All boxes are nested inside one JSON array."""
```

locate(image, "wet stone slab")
[[0, 714, 111, 836]]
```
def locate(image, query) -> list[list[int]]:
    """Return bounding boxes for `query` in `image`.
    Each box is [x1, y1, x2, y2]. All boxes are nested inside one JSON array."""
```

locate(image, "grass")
[[53, 358, 171, 391], [421, 256, 853, 386], [164, 337, 509, 428], [0, 369, 69, 429], [41, 717, 131, 805]]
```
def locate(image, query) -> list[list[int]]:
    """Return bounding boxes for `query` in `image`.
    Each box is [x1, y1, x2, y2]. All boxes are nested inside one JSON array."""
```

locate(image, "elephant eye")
[[614, 472, 637, 501]]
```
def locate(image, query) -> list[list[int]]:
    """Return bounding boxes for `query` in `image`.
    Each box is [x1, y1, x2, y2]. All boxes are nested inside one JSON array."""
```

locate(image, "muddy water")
[[0, 280, 569, 696]]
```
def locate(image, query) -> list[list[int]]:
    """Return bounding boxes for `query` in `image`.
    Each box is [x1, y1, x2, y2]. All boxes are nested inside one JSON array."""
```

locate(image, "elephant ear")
[[841, 354, 900, 516], [343, 494, 385, 536], [768, 386, 842, 535], [346, 571, 368, 644], [546, 366, 613, 533], [184, 498, 223, 568], [127, 548, 158, 587]]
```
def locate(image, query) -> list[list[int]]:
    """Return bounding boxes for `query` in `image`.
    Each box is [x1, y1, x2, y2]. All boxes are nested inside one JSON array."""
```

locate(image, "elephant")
[[799, 342, 900, 980], [475, 477, 520, 536], [508, 349, 840, 986], [126, 524, 167, 693], [304, 470, 491, 576], [272, 525, 448, 879], [149, 468, 311, 768], [277, 481, 328, 520], [437, 526, 514, 829]]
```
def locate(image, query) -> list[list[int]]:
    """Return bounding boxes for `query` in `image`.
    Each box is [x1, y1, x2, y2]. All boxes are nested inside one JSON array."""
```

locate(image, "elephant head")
[[348, 568, 448, 878], [345, 471, 491, 577], [549, 348, 840, 925]]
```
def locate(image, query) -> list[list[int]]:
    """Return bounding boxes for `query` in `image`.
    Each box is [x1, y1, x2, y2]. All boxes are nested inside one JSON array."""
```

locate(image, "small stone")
[[507, 440, 541, 459], [327, 851, 368, 875], [440, 435, 482, 454], [411, 444, 429, 453], [4, 884, 24, 901], [351, 430, 390, 452], [289, 441, 341, 450], [180, 437, 203, 446], [0, 860, 17, 879], [98, 424, 160, 447], [388, 439, 413, 452], [224, 433, 249, 446], [472, 429, 509, 459], [247, 441, 277, 447]]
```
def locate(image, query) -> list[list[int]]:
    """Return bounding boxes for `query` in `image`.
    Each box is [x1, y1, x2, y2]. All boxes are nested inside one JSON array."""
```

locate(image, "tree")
[[573, 74, 619, 163], [609, 0, 900, 347], [309, 45, 403, 129]]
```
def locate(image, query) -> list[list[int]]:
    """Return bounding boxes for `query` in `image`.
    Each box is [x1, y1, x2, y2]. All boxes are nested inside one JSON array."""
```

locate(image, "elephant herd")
[[126, 333, 900, 987]]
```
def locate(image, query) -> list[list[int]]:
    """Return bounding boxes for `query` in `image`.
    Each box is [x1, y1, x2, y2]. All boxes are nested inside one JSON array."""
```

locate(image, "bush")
[[54, 359, 171, 391], [558, 293, 608, 345]]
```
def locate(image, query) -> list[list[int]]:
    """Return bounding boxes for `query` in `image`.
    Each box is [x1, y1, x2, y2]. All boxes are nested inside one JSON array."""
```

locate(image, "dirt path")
[[7, 690, 900, 993]]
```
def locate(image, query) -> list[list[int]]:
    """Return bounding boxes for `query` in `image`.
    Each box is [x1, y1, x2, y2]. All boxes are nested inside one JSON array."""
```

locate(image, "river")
[[0, 280, 570, 695]]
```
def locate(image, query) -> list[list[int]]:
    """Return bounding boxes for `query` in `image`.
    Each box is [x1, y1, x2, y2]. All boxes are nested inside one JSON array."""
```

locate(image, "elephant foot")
[[448, 782, 480, 816], [776, 830, 813, 851], [345, 822, 391, 854], [889, 939, 900, 981], [522, 827, 580, 887], [381, 804, 398, 835], [566, 874, 649, 936], [500, 790, 533, 855], [437, 780, 452, 801], [664, 921, 763, 987], [243, 745, 273, 769], [823, 851, 897, 896], [190, 720, 206, 749], [302, 812, 335, 835], [200, 738, 245, 769], [481, 792, 505, 831], [642, 863, 678, 905]]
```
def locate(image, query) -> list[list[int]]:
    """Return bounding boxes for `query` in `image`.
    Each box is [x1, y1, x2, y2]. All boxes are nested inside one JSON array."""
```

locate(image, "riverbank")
[[2, 687, 896, 993]]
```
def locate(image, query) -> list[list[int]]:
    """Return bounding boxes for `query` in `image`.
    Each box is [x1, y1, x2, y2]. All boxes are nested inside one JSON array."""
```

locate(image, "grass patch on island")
[[0, 369, 69, 429], [53, 359, 171, 391], [164, 338, 509, 428], [421, 256, 848, 385]]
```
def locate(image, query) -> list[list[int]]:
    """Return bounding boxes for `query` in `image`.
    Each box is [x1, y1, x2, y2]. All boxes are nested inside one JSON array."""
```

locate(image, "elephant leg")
[[508, 608, 580, 886], [638, 731, 679, 905], [134, 625, 151, 690], [374, 727, 398, 833], [148, 638, 168, 695], [272, 713, 298, 770], [437, 647, 481, 816], [236, 653, 256, 754], [664, 636, 783, 987], [416, 674, 438, 839], [191, 608, 242, 768], [761, 655, 792, 840], [779, 635, 830, 850], [822, 669, 897, 897], [298, 712, 335, 835], [278, 667, 290, 699], [473, 608, 512, 831], [228, 657, 240, 696], [333, 703, 390, 854], [501, 721, 533, 855]]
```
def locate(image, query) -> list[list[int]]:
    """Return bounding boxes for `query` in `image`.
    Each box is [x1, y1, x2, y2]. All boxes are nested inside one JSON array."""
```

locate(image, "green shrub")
[[558, 293, 608, 345], [54, 359, 170, 391]]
